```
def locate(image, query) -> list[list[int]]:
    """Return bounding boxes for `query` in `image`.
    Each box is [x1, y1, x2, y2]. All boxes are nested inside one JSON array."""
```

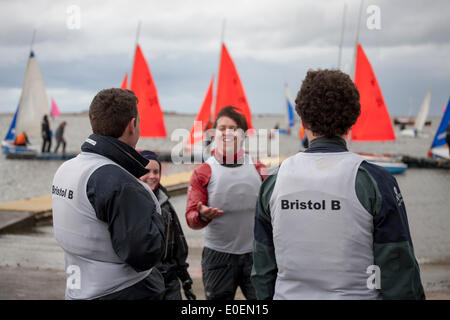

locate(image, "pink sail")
[[50, 98, 61, 118]]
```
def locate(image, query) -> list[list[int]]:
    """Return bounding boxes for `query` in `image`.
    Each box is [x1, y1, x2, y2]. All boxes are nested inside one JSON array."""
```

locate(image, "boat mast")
[[337, 3, 347, 70], [212, 19, 226, 117], [135, 20, 141, 48], [30, 29, 36, 53], [350, 0, 364, 78], [129, 21, 142, 86], [347, 0, 364, 144]]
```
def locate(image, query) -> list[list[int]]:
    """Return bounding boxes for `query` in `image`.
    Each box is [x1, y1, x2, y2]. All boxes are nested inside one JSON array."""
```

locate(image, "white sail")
[[15, 52, 49, 138], [414, 89, 431, 132]]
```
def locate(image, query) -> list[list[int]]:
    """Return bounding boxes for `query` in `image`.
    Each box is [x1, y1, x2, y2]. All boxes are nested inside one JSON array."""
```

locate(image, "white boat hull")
[[431, 146, 450, 160]]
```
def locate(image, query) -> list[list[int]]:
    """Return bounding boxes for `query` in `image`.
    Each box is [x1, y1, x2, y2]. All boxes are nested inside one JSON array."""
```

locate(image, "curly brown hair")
[[295, 69, 360, 137], [89, 88, 138, 138]]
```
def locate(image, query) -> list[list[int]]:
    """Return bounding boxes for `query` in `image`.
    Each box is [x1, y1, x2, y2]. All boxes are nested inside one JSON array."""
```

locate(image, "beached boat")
[[2, 46, 49, 158], [2, 36, 77, 161], [428, 98, 450, 159], [358, 153, 408, 174], [351, 43, 407, 174]]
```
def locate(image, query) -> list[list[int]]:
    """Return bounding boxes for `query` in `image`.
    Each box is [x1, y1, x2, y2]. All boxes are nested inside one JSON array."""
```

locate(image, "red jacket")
[[185, 157, 267, 229]]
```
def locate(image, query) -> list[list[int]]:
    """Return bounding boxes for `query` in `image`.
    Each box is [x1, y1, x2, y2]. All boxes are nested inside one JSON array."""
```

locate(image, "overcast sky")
[[0, 0, 449, 116]]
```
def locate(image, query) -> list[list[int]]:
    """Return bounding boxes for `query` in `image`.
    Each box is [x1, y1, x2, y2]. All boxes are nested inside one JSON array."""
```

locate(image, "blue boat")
[[2, 106, 39, 157], [2, 46, 51, 158]]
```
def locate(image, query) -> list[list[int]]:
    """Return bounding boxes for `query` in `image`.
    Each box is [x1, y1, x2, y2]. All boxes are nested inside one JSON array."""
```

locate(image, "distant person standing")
[[252, 69, 425, 300], [54, 121, 67, 154], [41, 114, 51, 152]]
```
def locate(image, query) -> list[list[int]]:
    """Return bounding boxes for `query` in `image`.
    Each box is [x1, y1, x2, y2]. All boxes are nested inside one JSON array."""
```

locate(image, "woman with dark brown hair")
[[185, 106, 267, 300]]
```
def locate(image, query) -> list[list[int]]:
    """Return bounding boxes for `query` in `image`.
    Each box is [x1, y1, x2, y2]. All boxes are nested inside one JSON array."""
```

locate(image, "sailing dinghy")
[[2, 50, 48, 158], [400, 89, 431, 137], [351, 44, 407, 174], [120, 44, 167, 138]]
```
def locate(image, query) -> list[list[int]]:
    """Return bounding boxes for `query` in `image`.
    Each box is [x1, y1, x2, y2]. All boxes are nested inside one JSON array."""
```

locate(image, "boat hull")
[[367, 160, 408, 174], [358, 153, 407, 174], [430, 146, 450, 160], [2, 140, 38, 157]]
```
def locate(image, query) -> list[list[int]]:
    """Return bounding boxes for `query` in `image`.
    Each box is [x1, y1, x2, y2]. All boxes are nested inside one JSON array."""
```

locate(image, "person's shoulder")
[[192, 162, 212, 177], [358, 160, 396, 185], [89, 164, 140, 189], [357, 161, 403, 215], [259, 166, 279, 193], [189, 162, 212, 189]]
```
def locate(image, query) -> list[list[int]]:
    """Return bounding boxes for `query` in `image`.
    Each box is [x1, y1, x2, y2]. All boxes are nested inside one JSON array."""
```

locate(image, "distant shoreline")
[[0, 112, 441, 118], [0, 112, 288, 117]]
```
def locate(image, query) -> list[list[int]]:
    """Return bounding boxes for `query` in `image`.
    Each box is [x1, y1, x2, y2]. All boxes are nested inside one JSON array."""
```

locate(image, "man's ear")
[[127, 117, 137, 135]]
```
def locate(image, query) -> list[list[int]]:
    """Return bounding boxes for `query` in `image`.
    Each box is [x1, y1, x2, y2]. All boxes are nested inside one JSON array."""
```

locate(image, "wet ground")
[[0, 221, 448, 300]]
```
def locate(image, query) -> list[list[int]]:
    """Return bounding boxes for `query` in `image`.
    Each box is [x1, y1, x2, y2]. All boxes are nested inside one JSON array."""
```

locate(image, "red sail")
[[120, 73, 128, 89], [351, 44, 395, 141], [214, 44, 253, 130], [130, 45, 167, 138], [186, 77, 214, 148]]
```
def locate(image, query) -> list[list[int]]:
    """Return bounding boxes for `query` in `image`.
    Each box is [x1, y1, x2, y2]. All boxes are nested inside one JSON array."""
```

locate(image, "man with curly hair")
[[251, 69, 425, 300]]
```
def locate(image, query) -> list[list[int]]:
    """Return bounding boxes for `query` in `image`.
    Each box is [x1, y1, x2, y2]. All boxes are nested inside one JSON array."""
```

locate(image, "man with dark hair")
[[252, 69, 425, 300], [186, 106, 266, 300], [52, 88, 166, 300]]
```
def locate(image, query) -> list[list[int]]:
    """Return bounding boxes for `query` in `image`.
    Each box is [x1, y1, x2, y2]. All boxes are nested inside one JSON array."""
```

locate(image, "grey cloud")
[[0, 0, 449, 117]]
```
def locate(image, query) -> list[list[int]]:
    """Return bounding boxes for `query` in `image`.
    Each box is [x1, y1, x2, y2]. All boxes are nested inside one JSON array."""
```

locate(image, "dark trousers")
[[42, 137, 51, 153], [162, 271, 182, 300], [201, 247, 256, 300], [54, 139, 66, 154], [95, 269, 165, 300]]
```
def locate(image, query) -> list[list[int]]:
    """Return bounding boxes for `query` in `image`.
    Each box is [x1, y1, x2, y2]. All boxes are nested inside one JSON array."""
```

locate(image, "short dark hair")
[[295, 69, 360, 137], [213, 106, 248, 132], [89, 88, 138, 138]]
